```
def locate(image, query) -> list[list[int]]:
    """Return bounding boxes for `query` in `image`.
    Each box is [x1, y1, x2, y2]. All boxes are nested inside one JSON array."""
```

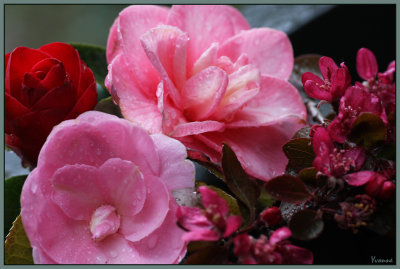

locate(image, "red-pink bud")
[[365, 174, 385, 197], [260, 206, 282, 226], [378, 181, 395, 200]]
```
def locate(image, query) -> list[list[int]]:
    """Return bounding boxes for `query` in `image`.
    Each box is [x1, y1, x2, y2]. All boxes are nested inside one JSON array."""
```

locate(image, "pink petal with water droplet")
[[98, 158, 146, 216], [107, 54, 162, 133], [132, 201, 187, 264], [167, 5, 250, 67], [116, 5, 169, 97], [181, 66, 228, 121], [51, 164, 102, 220], [151, 133, 195, 191], [140, 25, 189, 106], [219, 28, 293, 80], [120, 175, 170, 242], [229, 75, 306, 127]]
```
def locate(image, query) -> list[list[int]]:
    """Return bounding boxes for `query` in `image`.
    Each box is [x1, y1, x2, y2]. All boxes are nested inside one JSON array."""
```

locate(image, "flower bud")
[[260, 206, 282, 226]]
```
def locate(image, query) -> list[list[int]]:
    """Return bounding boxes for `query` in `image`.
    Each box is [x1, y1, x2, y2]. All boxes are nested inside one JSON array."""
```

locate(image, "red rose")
[[5, 42, 97, 168]]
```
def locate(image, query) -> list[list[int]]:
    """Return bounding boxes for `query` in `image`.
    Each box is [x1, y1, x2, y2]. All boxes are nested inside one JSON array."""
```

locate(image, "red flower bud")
[[260, 206, 282, 226], [378, 181, 395, 201], [5, 42, 97, 167]]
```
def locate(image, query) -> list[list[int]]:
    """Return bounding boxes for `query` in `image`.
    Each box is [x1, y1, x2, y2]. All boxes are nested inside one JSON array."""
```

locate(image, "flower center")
[[329, 148, 355, 177], [90, 205, 120, 242]]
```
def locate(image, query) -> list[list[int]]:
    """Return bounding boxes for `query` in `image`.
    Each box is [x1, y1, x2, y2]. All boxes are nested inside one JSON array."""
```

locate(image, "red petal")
[[356, 48, 378, 80], [39, 42, 81, 90]]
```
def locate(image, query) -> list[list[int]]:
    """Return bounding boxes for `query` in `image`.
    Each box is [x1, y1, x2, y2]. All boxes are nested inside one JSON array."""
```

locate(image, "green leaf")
[[298, 167, 318, 185], [264, 175, 311, 203], [5, 175, 28, 237], [5, 215, 33, 264], [94, 96, 122, 118], [257, 187, 275, 210], [348, 112, 386, 148], [71, 43, 107, 86], [96, 83, 110, 102], [196, 182, 241, 216], [292, 126, 311, 139], [221, 144, 260, 227], [283, 138, 315, 173], [289, 209, 324, 241]]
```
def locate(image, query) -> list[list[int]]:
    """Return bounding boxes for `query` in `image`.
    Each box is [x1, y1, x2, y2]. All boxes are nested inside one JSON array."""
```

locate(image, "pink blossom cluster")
[[177, 187, 313, 264], [302, 48, 395, 207], [233, 227, 313, 264]]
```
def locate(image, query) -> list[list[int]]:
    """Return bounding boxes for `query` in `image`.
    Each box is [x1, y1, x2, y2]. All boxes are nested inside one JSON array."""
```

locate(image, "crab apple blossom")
[[233, 227, 313, 264], [311, 126, 365, 178], [328, 85, 387, 143], [176, 186, 242, 242], [105, 5, 306, 182], [20, 111, 195, 264], [301, 56, 351, 102]]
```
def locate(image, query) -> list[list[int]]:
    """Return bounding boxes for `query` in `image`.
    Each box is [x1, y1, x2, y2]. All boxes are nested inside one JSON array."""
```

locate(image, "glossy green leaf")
[[257, 187, 276, 210], [298, 167, 318, 185], [349, 112, 386, 148], [94, 96, 122, 118], [71, 43, 107, 86], [221, 144, 260, 227], [283, 138, 315, 173], [5, 215, 33, 264], [5, 175, 28, 237], [292, 126, 311, 139], [264, 175, 311, 203], [289, 209, 324, 241]]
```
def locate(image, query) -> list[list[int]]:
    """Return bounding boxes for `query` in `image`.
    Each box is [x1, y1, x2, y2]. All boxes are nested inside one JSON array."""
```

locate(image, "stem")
[[306, 100, 325, 124]]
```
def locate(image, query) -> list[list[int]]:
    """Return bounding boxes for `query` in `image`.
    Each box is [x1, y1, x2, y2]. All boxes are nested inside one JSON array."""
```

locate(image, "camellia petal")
[[219, 28, 293, 80], [167, 5, 250, 69], [117, 5, 169, 97], [107, 54, 163, 133], [150, 133, 195, 191]]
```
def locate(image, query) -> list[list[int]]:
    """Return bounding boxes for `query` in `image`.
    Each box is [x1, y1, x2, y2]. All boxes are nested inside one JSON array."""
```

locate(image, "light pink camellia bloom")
[[20, 111, 195, 264], [105, 5, 307, 181]]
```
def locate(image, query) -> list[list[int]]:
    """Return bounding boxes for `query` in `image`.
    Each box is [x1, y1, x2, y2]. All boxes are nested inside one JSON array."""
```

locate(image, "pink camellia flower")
[[176, 186, 242, 242], [20, 111, 195, 264], [328, 85, 387, 143], [301, 56, 351, 102], [312, 126, 365, 178], [233, 227, 313, 264], [105, 5, 306, 181]]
